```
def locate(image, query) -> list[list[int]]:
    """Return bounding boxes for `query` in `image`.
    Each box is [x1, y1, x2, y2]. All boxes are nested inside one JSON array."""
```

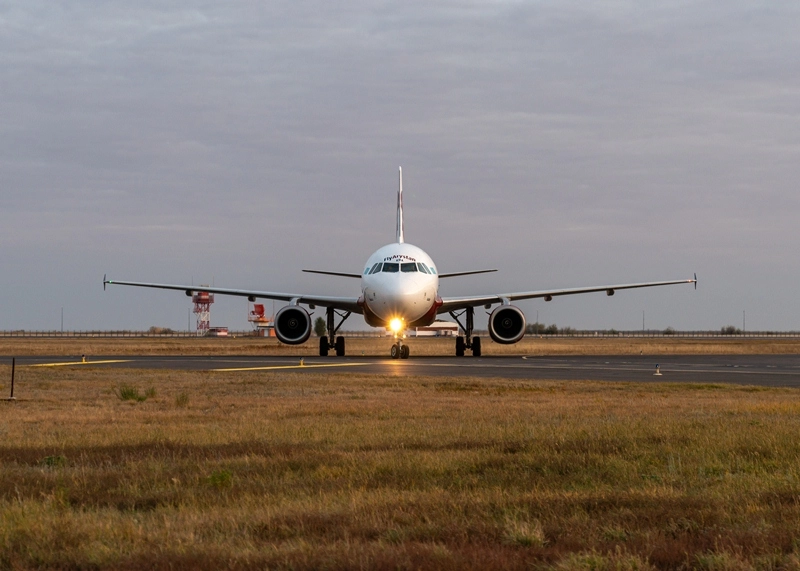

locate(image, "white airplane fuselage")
[[359, 242, 442, 329]]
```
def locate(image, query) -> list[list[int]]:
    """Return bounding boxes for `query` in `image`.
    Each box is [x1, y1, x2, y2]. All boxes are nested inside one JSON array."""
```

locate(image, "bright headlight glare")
[[390, 318, 403, 332]]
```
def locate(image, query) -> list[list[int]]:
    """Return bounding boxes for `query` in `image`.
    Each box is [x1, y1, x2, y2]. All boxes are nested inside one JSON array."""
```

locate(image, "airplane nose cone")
[[367, 277, 430, 323]]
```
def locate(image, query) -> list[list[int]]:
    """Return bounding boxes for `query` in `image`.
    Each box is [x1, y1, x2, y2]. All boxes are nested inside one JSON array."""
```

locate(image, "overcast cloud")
[[1, 1, 799, 332]]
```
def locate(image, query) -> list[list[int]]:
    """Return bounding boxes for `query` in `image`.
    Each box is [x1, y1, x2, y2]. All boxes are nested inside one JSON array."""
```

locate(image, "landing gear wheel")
[[391, 344, 400, 359], [472, 336, 481, 357], [400, 345, 410, 359], [450, 308, 478, 358], [323, 307, 352, 358], [455, 336, 465, 357]]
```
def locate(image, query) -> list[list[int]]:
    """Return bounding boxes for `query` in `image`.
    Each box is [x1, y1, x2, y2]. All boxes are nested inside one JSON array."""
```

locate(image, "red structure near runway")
[[248, 303, 275, 337], [192, 291, 214, 336]]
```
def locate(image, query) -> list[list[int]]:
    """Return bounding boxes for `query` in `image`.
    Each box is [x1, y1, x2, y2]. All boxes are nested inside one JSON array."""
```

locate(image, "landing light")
[[390, 318, 403, 332]]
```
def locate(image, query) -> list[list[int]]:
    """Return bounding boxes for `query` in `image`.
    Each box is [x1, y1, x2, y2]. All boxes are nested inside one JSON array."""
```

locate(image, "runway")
[[11, 354, 800, 387]]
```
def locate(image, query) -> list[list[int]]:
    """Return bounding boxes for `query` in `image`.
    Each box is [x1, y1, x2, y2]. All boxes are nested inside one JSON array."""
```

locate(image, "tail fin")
[[396, 166, 404, 243]]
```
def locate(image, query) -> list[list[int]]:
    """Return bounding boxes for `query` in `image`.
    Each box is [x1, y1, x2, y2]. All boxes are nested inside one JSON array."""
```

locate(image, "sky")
[[2, 1, 799, 333]]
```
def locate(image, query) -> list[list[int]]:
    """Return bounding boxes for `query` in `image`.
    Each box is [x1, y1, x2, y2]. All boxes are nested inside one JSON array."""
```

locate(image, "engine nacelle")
[[488, 305, 526, 344], [274, 306, 312, 345]]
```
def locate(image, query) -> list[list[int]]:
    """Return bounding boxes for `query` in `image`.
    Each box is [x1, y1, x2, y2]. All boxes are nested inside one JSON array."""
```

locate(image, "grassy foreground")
[[3, 365, 800, 569]]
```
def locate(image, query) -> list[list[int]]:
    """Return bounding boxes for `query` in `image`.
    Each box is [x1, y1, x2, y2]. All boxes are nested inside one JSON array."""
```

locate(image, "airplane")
[[104, 168, 696, 359]]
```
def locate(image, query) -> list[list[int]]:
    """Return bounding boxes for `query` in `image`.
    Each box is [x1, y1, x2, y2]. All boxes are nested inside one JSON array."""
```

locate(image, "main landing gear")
[[449, 307, 482, 357], [390, 339, 410, 359], [319, 307, 351, 357]]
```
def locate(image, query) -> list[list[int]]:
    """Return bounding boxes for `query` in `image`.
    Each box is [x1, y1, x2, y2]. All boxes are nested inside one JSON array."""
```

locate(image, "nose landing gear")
[[450, 307, 482, 357], [390, 339, 410, 359]]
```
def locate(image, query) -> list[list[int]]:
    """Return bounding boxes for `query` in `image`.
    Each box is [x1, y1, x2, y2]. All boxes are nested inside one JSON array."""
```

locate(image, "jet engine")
[[274, 306, 312, 345], [488, 305, 526, 344]]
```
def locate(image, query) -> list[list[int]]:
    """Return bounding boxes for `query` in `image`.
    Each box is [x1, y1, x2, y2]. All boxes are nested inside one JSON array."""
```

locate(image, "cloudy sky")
[[2, 1, 799, 332]]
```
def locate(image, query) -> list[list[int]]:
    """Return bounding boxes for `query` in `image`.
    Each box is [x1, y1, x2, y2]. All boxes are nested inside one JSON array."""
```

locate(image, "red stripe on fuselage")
[[358, 296, 442, 328], [407, 296, 443, 328]]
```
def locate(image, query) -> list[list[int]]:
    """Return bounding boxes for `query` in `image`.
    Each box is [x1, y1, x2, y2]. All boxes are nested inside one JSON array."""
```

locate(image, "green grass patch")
[[207, 469, 232, 489]]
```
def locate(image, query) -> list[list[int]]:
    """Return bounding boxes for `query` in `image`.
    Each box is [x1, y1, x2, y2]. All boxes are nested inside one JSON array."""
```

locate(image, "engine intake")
[[274, 306, 312, 345], [488, 305, 526, 344]]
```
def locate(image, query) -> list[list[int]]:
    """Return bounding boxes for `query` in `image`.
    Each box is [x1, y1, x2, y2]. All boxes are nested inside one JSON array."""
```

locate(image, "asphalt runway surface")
[[10, 354, 800, 387]]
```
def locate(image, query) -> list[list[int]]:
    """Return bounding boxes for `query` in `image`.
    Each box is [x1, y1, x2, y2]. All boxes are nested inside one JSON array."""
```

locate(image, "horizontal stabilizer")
[[302, 270, 362, 279], [438, 269, 498, 279]]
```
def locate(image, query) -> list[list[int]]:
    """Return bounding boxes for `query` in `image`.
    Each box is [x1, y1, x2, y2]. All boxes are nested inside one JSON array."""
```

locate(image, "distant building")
[[411, 320, 459, 337]]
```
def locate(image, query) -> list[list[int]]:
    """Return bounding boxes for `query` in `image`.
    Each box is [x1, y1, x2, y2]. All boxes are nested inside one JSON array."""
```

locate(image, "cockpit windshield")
[[377, 262, 427, 274]]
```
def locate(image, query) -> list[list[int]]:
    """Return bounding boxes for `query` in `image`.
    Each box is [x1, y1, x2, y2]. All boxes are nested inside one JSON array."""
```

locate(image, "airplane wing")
[[103, 277, 363, 314], [439, 276, 697, 313]]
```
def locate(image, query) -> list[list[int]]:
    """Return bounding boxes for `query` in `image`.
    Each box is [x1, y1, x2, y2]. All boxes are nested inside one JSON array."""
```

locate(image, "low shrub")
[[114, 384, 155, 402], [39, 455, 67, 468]]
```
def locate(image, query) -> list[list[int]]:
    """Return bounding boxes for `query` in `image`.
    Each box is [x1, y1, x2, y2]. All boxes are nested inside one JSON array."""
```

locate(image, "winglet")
[[694, 273, 697, 290], [103, 274, 108, 291], [396, 166, 404, 244]]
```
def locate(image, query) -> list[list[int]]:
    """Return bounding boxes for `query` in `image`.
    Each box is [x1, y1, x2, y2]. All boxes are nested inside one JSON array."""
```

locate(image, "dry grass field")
[[2, 335, 800, 357], [2, 343, 800, 569]]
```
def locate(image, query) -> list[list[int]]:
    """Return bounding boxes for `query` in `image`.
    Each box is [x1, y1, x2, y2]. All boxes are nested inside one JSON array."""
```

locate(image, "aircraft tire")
[[319, 336, 329, 357], [455, 336, 465, 357], [472, 336, 481, 357], [391, 344, 400, 359], [335, 336, 345, 357], [401, 345, 410, 359]]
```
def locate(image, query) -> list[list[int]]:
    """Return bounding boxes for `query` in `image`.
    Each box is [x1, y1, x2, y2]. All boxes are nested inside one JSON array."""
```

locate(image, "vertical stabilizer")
[[396, 166, 404, 243]]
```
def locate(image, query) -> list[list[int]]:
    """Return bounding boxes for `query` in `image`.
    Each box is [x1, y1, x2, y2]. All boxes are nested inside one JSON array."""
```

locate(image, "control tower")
[[192, 291, 214, 336]]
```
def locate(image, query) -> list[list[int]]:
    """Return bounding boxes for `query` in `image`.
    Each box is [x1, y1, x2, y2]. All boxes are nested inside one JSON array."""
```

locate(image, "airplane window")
[[401, 263, 417, 273], [382, 262, 399, 273], [364, 268, 370, 275], [370, 263, 382, 274], [417, 263, 428, 274], [429, 266, 437, 274]]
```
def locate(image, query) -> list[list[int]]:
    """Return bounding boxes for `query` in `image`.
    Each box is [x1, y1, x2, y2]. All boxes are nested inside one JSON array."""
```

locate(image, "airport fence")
[[533, 331, 800, 338], [0, 330, 209, 338], [0, 330, 391, 338], [1, 330, 799, 338]]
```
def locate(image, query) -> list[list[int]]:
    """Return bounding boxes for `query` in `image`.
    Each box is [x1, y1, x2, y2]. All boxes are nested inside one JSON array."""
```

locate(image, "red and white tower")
[[192, 291, 214, 336]]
